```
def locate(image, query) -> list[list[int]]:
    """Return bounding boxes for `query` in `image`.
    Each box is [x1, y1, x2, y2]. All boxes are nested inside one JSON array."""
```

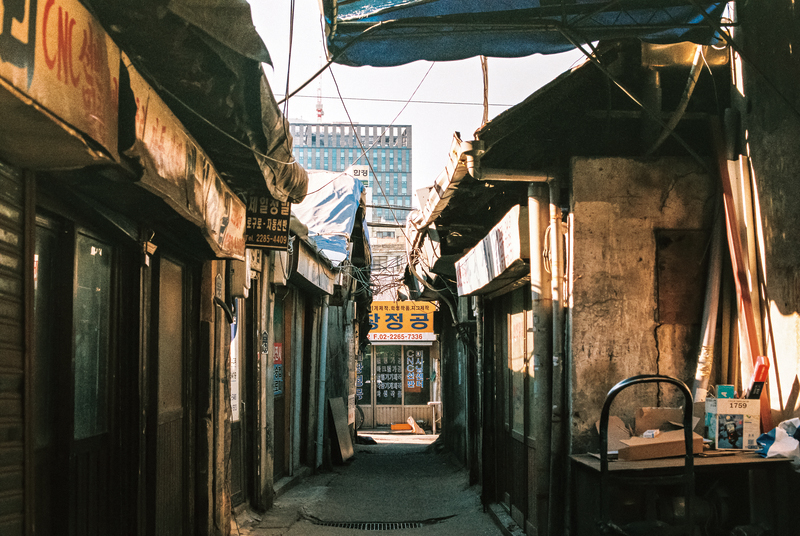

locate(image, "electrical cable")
[[125, 56, 299, 167], [275, 94, 517, 108], [328, 62, 434, 249]]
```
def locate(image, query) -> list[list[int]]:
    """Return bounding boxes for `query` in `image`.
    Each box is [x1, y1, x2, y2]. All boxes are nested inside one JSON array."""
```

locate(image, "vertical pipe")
[[315, 295, 330, 469], [528, 184, 552, 535], [692, 203, 723, 403], [291, 293, 302, 474], [473, 296, 484, 487], [547, 179, 566, 536]]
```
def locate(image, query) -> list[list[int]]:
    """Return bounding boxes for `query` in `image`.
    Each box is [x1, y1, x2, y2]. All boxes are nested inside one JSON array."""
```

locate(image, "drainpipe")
[[528, 183, 552, 535], [473, 295, 483, 488], [315, 295, 330, 469], [547, 178, 566, 536]]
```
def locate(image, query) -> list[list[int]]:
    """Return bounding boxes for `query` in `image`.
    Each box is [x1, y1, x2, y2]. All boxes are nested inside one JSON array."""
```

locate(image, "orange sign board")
[[367, 301, 436, 343]]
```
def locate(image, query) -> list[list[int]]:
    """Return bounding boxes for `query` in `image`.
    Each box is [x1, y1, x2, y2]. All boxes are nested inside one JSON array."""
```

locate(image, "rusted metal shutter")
[[0, 160, 25, 535]]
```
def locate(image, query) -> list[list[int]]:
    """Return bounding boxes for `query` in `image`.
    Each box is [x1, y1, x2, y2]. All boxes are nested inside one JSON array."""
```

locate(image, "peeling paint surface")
[[569, 157, 714, 452]]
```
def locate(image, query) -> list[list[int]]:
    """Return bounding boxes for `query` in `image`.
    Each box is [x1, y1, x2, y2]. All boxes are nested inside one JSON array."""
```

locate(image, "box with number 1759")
[[705, 398, 760, 450]]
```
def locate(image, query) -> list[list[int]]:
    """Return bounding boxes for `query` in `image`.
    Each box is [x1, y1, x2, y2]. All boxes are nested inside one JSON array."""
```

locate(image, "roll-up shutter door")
[[0, 159, 26, 536]]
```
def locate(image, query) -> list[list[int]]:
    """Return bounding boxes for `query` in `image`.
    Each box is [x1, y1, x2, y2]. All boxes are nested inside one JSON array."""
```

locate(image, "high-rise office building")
[[289, 122, 413, 300], [289, 123, 412, 224]]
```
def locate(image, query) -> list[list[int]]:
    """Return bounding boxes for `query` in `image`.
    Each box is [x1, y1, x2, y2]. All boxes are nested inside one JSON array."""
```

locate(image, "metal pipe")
[[291, 293, 302, 473], [528, 183, 552, 535], [473, 296, 484, 488], [315, 295, 330, 468], [646, 45, 704, 156], [692, 202, 723, 402], [547, 178, 566, 536]]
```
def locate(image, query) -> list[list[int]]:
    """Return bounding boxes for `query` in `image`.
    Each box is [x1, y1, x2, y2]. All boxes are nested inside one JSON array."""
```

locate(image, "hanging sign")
[[367, 301, 436, 342], [245, 195, 291, 250]]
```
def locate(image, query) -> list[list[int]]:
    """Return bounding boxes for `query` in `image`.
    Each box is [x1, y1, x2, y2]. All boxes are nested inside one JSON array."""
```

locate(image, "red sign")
[[272, 343, 283, 365]]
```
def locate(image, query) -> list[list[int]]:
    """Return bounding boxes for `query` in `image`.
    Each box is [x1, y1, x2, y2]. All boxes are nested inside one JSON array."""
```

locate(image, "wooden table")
[[570, 451, 792, 535]]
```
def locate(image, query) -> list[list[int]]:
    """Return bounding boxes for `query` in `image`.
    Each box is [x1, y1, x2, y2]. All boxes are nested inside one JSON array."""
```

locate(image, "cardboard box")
[[705, 398, 760, 450], [618, 429, 704, 461], [634, 407, 684, 436]]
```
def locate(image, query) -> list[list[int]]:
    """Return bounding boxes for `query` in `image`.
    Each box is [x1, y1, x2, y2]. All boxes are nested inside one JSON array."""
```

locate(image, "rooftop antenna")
[[315, 57, 324, 121]]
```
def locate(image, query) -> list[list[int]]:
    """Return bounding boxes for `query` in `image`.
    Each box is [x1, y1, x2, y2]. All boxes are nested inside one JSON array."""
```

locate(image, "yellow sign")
[[367, 301, 436, 342]]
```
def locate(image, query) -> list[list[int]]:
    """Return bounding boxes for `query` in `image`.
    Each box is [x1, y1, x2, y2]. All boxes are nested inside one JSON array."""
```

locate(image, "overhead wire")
[[328, 62, 434, 248], [275, 94, 517, 107]]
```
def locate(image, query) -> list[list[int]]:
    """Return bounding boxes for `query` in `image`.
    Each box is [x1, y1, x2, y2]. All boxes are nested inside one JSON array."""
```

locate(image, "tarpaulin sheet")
[[292, 170, 369, 267], [322, 0, 727, 66]]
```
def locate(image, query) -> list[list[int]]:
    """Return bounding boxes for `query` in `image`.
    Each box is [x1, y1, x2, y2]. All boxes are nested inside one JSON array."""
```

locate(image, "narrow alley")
[[235, 432, 510, 536]]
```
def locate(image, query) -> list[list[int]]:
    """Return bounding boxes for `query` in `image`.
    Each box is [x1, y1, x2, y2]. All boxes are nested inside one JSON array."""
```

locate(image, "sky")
[[249, 0, 587, 207]]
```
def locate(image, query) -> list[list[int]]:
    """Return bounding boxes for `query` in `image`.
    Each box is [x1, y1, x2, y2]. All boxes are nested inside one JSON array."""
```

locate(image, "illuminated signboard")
[[367, 301, 436, 342]]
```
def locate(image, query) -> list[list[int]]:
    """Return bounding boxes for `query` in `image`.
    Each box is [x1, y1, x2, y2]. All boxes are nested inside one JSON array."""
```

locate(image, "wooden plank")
[[328, 397, 354, 464], [712, 120, 772, 430]]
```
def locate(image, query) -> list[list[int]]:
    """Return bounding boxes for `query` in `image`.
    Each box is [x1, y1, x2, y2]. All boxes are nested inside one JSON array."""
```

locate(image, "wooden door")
[[33, 217, 118, 535], [149, 257, 192, 536]]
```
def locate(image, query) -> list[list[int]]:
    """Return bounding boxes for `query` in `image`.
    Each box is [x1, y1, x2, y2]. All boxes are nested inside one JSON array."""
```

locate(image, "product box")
[[705, 398, 760, 450]]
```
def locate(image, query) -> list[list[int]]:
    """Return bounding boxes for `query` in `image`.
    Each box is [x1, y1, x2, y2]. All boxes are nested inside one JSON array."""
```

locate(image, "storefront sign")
[[244, 195, 291, 250], [455, 205, 530, 296], [346, 164, 369, 186], [375, 346, 402, 404], [367, 301, 436, 342], [125, 57, 246, 260], [273, 343, 283, 396], [0, 0, 120, 165], [405, 348, 425, 392]]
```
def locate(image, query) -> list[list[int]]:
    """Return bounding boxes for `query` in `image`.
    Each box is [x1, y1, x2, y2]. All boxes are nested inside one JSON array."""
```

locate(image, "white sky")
[[249, 0, 586, 207]]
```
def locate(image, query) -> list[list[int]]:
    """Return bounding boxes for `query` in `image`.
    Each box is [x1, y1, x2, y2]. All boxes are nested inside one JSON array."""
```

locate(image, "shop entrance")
[[356, 344, 438, 431]]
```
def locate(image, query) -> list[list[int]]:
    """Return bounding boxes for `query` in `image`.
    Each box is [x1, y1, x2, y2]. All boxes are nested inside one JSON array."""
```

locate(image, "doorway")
[[33, 215, 121, 535], [358, 344, 435, 430], [147, 255, 195, 536]]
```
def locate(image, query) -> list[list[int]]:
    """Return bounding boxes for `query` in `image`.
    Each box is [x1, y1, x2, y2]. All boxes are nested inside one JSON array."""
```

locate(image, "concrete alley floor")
[[234, 431, 512, 536]]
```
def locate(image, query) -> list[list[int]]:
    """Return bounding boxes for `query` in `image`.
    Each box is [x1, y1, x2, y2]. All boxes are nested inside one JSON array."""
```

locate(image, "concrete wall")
[[737, 3, 800, 423], [569, 157, 715, 452]]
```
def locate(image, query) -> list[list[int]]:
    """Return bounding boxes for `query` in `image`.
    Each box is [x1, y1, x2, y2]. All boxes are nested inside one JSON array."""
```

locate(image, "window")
[[73, 232, 113, 439]]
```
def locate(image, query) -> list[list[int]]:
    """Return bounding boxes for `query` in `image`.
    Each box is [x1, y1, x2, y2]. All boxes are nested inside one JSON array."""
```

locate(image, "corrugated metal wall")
[[0, 161, 25, 535], [373, 405, 433, 428]]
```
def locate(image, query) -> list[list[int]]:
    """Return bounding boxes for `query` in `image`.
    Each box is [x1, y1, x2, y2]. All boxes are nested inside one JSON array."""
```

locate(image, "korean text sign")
[[367, 301, 436, 342]]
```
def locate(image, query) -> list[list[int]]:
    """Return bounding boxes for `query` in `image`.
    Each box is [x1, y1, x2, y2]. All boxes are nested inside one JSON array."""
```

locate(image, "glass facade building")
[[289, 123, 413, 223]]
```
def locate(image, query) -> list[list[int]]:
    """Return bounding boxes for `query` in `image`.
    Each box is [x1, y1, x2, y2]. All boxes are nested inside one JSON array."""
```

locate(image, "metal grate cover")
[[316, 521, 424, 530], [309, 515, 454, 531]]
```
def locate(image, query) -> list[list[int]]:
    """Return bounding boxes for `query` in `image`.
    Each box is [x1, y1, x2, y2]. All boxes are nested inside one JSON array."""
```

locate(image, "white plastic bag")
[[756, 417, 800, 471]]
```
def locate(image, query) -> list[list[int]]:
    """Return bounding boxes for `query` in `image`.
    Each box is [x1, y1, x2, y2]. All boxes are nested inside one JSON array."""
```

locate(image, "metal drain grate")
[[316, 521, 424, 530], [308, 515, 455, 531]]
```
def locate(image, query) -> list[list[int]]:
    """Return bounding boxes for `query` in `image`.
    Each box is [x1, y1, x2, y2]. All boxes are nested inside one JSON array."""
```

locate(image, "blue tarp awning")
[[322, 0, 726, 66], [292, 170, 370, 267]]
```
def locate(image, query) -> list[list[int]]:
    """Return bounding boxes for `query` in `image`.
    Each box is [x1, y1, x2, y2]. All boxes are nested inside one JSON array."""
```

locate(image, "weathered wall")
[[569, 157, 715, 452], [737, 3, 800, 423]]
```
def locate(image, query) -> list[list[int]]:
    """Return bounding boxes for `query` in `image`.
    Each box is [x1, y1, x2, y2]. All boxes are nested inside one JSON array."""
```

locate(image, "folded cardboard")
[[618, 429, 703, 461], [596, 416, 634, 453], [634, 407, 684, 436], [705, 398, 760, 450]]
